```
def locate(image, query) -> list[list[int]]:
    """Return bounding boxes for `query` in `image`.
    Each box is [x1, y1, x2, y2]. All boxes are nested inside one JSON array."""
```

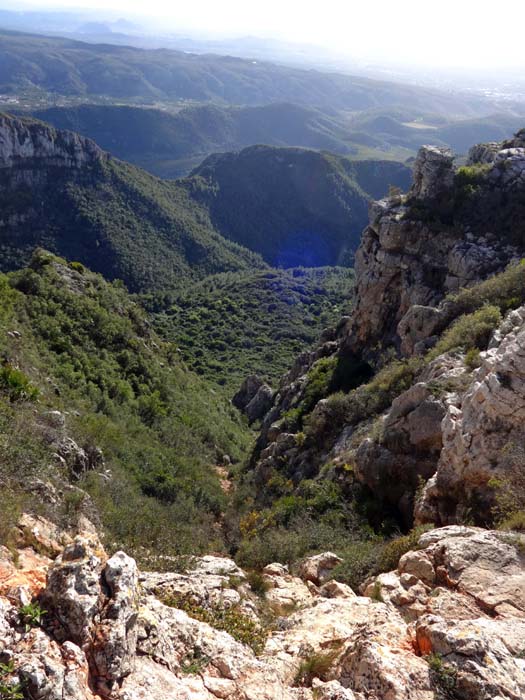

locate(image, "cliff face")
[[246, 129, 525, 529], [347, 137, 524, 357], [0, 112, 104, 178]]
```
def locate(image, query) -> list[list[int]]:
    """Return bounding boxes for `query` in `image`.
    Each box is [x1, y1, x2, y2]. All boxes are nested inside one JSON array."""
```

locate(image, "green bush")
[[163, 595, 268, 655], [246, 570, 271, 597], [307, 357, 422, 438], [429, 305, 502, 360], [0, 365, 39, 402], [448, 260, 525, 316], [329, 526, 432, 591]]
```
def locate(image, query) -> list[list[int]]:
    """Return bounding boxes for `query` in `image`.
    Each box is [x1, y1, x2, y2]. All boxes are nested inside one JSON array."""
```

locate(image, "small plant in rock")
[[370, 580, 384, 603], [180, 646, 210, 675], [19, 601, 47, 632], [246, 570, 271, 597], [0, 662, 24, 700], [294, 649, 339, 687], [426, 652, 458, 698]]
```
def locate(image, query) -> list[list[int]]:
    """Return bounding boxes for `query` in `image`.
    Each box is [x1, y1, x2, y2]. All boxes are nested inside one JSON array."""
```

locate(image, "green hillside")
[[186, 146, 411, 265], [0, 113, 411, 287], [0, 114, 264, 293], [152, 267, 354, 389], [0, 251, 252, 559]]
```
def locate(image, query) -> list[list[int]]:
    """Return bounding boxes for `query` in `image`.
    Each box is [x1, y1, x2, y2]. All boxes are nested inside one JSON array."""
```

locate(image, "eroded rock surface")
[[2, 518, 525, 700]]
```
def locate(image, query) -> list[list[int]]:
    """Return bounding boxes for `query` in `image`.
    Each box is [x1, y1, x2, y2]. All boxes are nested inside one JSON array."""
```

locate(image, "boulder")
[[245, 383, 274, 423], [232, 375, 265, 411], [297, 552, 343, 585]]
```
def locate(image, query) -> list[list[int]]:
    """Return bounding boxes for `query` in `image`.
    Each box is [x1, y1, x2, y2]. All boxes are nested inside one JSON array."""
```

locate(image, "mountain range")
[[0, 112, 411, 290], [0, 28, 515, 118]]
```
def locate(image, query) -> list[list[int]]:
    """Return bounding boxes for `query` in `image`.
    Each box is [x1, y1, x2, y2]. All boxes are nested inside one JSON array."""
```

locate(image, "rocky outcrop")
[[346, 151, 520, 358], [417, 305, 525, 524], [410, 145, 454, 200], [2, 517, 525, 700], [354, 353, 466, 526], [0, 112, 104, 172], [233, 374, 274, 424], [247, 130, 525, 536]]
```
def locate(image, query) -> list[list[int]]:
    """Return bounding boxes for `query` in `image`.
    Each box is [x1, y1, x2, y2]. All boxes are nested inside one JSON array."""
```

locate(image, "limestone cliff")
[[0, 112, 104, 178]]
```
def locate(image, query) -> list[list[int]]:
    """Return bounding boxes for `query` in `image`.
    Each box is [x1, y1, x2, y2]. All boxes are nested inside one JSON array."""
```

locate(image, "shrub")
[[329, 526, 432, 592], [69, 261, 85, 273], [429, 305, 502, 360], [294, 649, 340, 686], [0, 365, 39, 402], [162, 595, 268, 655], [308, 357, 422, 438], [328, 540, 383, 591], [491, 444, 525, 531], [464, 347, 481, 371], [448, 260, 525, 316], [377, 526, 432, 573], [246, 570, 271, 597]]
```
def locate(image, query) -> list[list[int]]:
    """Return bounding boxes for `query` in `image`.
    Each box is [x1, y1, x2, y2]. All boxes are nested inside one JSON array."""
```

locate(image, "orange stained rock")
[[0, 547, 51, 597]]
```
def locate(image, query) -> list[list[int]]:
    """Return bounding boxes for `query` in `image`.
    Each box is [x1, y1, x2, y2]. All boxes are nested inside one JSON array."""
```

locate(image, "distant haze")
[[12, 0, 525, 70]]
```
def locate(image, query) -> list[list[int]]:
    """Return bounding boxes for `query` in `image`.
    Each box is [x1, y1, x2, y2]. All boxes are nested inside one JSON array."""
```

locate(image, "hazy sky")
[[16, 0, 525, 69]]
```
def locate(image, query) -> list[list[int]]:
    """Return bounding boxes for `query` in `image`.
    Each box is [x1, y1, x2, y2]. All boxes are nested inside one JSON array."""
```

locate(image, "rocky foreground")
[[0, 516, 524, 699]]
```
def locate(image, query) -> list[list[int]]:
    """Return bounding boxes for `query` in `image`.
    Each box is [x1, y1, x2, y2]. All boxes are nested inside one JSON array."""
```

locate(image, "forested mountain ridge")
[[0, 112, 411, 283], [0, 28, 506, 116], [28, 102, 525, 178], [29, 103, 357, 178], [0, 112, 264, 292]]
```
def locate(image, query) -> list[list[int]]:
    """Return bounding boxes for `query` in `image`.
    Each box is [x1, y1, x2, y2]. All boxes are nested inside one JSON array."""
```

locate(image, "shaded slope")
[[186, 146, 412, 266], [0, 112, 264, 292]]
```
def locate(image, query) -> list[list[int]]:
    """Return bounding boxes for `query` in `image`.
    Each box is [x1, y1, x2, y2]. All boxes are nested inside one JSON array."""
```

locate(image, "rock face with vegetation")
[[241, 130, 525, 561]]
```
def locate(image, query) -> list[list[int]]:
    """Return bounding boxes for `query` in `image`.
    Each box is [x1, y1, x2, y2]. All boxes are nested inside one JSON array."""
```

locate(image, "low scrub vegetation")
[[0, 252, 252, 559], [162, 594, 268, 654], [428, 305, 502, 360], [151, 267, 353, 389]]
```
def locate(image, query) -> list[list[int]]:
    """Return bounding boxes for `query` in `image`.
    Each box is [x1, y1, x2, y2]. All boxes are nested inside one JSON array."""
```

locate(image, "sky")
[[12, 0, 525, 70]]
